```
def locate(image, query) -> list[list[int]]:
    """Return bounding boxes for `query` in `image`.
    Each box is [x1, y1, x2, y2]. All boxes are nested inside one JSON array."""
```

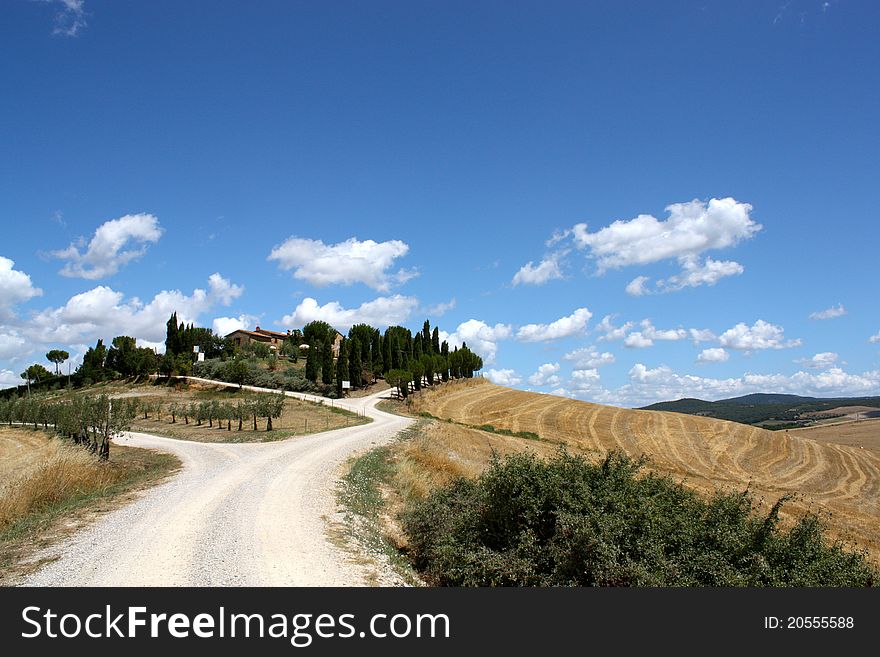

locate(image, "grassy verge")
[[0, 429, 180, 585], [336, 423, 426, 586]]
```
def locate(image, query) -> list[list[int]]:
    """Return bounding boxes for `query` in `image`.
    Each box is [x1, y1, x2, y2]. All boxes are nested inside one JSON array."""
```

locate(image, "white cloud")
[[442, 320, 513, 365], [0, 368, 21, 389], [282, 295, 419, 332], [22, 273, 242, 347], [52, 214, 164, 280], [212, 314, 260, 337], [688, 328, 717, 344], [719, 319, 801, 351], [512, 255, 564, 286], [424, 298, 456, 317], [871, 331, 880, 345], [809, 303, 846, 320], [697, 347, 729, 363], [795, 352, 839, 369], [563, 346, 615, 369], [639, 320, 687, 342], [571, 368, 601, 387], [0, 256, 42, 313], [625, 275, 650, 297], [516, 307, 592, 343], [207, 273, 244, 306], [485, 368, 522, 387], [595, 315, 632, 342], [267, 236, 417, 291], [0, 331, 27, 360], [590, 363, 880, 407], [656, 256, 744, 292], [624, 332, 653, 348], [39, 0, 87, 37], [528, 362, 562, 387], [570, 197, 760, 272]]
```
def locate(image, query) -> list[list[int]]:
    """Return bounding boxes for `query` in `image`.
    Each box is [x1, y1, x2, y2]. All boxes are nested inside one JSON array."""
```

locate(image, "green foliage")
[[321, 337, 334, 385], [305, 342, 319, 383], [336, 337, 349, 397], [402, 450, 877, 587], [45, 349, 70, 375], [303, 320, 335, 347], [385, 369, 412, 399]]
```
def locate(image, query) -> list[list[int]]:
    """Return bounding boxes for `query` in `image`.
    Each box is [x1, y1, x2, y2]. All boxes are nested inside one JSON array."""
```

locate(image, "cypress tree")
[[382, 332, 392, 374], [305, 341, 319, 382], [431, 327, 440, 355], [336, 338, 348, 396], [422, 320, 431, 347], [321, 337, 334, 385], [349, 338, 363, 388]]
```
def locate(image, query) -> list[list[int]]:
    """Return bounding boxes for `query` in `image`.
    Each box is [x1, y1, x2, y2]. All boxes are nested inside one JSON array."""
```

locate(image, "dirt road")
[[23, 384, 411, 586]]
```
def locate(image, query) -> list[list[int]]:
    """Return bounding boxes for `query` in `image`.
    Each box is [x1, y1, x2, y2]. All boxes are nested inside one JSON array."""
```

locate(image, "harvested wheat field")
[[789, 419, 880, 455], [409, 379, 880, 561]]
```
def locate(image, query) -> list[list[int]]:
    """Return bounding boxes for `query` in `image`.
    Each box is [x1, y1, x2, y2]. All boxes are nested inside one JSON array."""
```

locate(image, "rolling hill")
[[408, 379, 880, 561], [640, 393, 880, 427]]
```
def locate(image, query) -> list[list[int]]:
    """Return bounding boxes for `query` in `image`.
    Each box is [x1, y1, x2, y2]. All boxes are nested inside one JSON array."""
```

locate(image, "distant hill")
[[641, 394, 880, 427]]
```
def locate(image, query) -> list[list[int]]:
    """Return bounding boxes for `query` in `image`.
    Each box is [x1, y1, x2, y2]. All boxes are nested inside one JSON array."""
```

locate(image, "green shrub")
[[401, 450, 877, 587]]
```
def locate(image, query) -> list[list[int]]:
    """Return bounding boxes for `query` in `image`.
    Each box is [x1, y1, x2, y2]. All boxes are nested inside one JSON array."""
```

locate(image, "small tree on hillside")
[[225, 359, 250, 389], [386, 369, 412, 400], [46, 349, 70, 376]]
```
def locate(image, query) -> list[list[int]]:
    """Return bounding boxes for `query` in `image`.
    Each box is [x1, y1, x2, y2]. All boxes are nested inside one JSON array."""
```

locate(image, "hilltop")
[[640, 393, 880, 428]]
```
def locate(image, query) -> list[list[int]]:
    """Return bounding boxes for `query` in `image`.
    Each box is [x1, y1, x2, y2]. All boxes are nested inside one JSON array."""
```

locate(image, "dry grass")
[[57, 381, 369, 443], [789, 418, 880, 454], [0, 427, 179, 585], [402, 379, 880, 562]]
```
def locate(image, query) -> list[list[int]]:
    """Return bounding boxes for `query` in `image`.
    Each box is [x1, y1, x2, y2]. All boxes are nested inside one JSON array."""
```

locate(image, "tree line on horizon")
[[4, 315, 483, 400]]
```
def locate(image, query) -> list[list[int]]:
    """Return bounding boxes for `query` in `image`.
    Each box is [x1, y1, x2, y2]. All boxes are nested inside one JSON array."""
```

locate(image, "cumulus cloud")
[[656, 256, 744, 292], [516, 308, 592, 343], [718, 319, 801, 351], [19, 273, 242, 350], [267, 236, 417, 291], [570, 198, 760, 272], [639, 320, 688, 342], [424, 298, 456, 317], [442, 320, 513, 365], [624, 332, 653, 348], [625, 275, 650, 297], [871, 331, 880, 344], [0, 331, 27, 360], [563, 346, 615, 369], [51, 214, 163, 280], [512, 255, 565, 286], [618, 363, 880, 407], [0, 256, 42, 313], [281, 295, 419, 332], [212, 314, 260, 337], [0, 368, 21, 388], [697, 347, 729, 363], [486, 369, 522, 387], [809, 303, 846, 320], [528, 362, 562, 387], [595, 315, 633, 342], [795, 352, 839, 369]]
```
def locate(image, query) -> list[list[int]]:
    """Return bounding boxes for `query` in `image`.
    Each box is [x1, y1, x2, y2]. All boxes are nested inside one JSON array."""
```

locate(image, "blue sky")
[[1, 0, 878, 405]]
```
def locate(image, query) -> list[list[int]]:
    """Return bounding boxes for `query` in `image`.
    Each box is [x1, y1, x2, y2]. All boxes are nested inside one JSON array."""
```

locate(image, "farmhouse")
[[225, 326, 290, 350], [225, 326, 345, 357]]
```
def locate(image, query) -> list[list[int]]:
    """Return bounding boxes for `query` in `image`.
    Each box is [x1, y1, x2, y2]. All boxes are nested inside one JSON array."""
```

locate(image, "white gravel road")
[[23, 381, 412, 587]]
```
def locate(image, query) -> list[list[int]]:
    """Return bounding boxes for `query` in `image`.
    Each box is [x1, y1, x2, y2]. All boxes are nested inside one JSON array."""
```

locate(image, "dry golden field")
[[789, 418, 880, 455], [406, 379, 880, 561]]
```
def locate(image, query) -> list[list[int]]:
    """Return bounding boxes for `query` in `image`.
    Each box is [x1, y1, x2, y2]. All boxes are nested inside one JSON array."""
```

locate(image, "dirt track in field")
[[411, 379, 880, 560]]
